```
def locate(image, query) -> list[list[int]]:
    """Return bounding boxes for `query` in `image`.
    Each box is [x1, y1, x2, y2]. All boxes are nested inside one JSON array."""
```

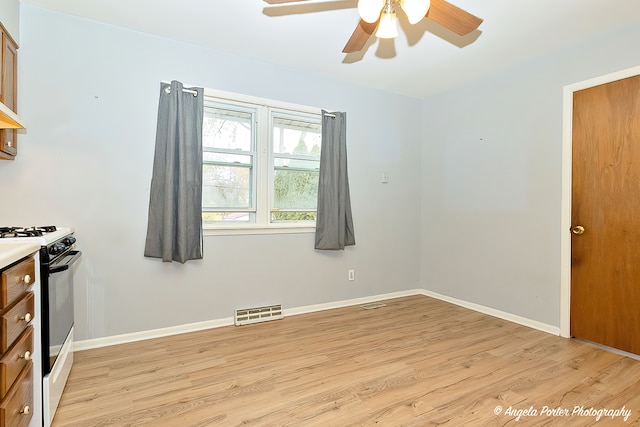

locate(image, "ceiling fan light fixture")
[[400, 0, 430, 25], [375, 3, 398, 39], [357, 0, 384, 24]]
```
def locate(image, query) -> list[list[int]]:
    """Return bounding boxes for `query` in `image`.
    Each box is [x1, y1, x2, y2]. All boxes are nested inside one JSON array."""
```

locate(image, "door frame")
[[560, 64, 640, 338]]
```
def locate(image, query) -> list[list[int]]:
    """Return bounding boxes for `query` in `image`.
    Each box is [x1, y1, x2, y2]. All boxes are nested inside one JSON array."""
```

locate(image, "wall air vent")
[[234, 304, 283, 326]]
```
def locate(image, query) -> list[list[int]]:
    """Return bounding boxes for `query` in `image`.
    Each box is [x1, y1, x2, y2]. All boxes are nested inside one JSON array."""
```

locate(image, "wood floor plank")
[[53, 295, 640, 426]]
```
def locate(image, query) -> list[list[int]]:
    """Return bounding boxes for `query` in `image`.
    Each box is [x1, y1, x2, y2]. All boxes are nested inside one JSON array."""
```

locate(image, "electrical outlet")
[[348, 269, 355, 281]]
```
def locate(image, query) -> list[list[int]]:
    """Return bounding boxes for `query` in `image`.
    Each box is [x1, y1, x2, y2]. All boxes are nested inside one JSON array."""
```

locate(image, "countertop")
[[0, 241, 40, 269]]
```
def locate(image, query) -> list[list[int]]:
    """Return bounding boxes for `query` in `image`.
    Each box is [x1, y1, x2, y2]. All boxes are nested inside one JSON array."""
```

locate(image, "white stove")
[[0, 225, 79, 427], [0, 226, 74, 245]]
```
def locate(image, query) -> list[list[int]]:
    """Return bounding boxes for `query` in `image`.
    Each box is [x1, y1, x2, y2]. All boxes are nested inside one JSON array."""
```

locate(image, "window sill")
[[203, 224, 316, 236]]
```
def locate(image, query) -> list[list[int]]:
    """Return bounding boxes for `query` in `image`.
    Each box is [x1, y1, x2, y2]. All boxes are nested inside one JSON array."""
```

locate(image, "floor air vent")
[[234, 304, 283, 326], [361, 302, 386, 310]]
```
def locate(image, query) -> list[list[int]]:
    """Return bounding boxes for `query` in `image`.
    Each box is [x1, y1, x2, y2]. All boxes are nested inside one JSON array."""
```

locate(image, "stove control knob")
[[64, 236, 76, 246], [49, 242, 66, 255]]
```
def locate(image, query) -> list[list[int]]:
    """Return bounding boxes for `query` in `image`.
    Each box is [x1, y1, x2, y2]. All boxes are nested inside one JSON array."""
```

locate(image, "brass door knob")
[[571, 225, 585, 235]]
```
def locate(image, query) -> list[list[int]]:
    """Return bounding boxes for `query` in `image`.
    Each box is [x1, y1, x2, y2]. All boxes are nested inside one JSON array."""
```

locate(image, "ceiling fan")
[[262, 0, 483, 53]]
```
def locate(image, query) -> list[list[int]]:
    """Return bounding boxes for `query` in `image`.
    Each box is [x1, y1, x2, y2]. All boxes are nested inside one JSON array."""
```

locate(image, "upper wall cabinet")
[[0, 22, 24, 161]]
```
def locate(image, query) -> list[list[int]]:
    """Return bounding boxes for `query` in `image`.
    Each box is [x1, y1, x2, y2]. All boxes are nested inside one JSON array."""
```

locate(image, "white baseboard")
[[418, 289, 560, 336], [283, 289, 422, 317], [73, 317, 235, 351], [74, 288, 559, 351]]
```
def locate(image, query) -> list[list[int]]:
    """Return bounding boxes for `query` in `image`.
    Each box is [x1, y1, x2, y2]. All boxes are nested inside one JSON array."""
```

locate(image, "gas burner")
[[0, 227, 32, 238], [34, 225, 57, 233], [25, 225, 58, 234], [0, 229, 22, 238], [0, 225, 57, 238]]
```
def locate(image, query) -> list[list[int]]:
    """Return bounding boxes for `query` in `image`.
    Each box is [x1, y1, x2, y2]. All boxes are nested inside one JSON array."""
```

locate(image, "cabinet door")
[[0, 27, 17, 159], [1, 35, 16, 110]]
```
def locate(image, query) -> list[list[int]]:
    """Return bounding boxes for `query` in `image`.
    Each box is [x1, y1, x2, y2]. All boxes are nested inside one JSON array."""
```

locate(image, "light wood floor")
[[53, 295, 640, 426]]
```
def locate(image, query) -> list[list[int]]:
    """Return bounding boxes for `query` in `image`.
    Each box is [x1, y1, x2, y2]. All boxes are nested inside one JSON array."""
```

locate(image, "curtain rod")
[[324, 112, 336, 118], [164, 86, 198, 97]]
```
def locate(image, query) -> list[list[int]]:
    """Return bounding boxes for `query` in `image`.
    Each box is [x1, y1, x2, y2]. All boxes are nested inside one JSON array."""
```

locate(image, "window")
[[202, 103, 256, 223], [202, 90, 321, 234], [271, 113, 321, 222]]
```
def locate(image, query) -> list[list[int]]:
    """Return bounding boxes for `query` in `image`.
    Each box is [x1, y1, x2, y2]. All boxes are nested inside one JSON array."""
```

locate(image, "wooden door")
[[0, 26, 17, 159], [571, 74, 640, 355]]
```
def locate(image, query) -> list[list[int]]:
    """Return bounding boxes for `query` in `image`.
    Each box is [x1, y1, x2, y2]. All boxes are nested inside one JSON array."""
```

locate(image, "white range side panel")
[[42, 328, 74, 427], [28, 251, 42, 427]]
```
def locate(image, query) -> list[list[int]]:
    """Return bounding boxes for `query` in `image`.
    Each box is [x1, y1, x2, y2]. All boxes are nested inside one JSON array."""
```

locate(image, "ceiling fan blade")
[[426, 0, 483, 36], [342, 19, 378, 53], [263, 0, 311, 4], [264, 0, 357, 15]]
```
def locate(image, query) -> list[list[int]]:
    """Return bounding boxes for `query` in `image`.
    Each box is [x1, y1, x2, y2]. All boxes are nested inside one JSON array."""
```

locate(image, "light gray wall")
[[0, 5, 421, 340], [420, 22, 640, 327], [0, 0, 19, 43]]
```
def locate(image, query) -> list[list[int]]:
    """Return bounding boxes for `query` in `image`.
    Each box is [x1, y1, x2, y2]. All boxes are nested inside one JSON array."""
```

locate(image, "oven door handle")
[[49, 250, 82, 274]]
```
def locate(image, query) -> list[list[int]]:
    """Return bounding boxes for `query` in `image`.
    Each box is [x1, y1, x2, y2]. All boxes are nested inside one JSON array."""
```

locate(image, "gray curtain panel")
[[144, 81, 204, 263], [315, 110, 355, 250]]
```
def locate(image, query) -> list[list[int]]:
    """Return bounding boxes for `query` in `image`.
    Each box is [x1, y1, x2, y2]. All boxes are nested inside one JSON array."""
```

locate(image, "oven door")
[[46, 250, 81, 373]]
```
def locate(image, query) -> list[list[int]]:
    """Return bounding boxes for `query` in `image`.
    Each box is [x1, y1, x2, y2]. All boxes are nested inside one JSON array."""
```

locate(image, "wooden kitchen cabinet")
[[0, 22, 18, 160], [0, 256, 35, 427], [0, 362, 32, 427]]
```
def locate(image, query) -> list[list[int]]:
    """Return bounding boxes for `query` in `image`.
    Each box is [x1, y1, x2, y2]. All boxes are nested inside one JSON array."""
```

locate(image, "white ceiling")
[[19, 0, 640, 98]]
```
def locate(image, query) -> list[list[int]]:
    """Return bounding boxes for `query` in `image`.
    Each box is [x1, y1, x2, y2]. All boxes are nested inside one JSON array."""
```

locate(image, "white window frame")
[[202, 88, 322, 236]]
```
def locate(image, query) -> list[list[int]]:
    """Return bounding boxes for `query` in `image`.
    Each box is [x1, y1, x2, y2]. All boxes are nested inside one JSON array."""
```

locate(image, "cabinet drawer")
[[0, 293, 34, 354], [0, 362, 32, 427], [0, 130, 17, 159], [0, 327, 32, 399], [0, 257, 34, 310]]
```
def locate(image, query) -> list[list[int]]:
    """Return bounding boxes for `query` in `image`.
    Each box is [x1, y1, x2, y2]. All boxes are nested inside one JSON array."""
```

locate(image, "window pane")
[[273, 168, 319, 209], [273, 116, 321, 156], [203, 164, 251, 209], [271, 211, 317, 222], [203, 108, 252, 151], [271, 114, 321, 221]]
